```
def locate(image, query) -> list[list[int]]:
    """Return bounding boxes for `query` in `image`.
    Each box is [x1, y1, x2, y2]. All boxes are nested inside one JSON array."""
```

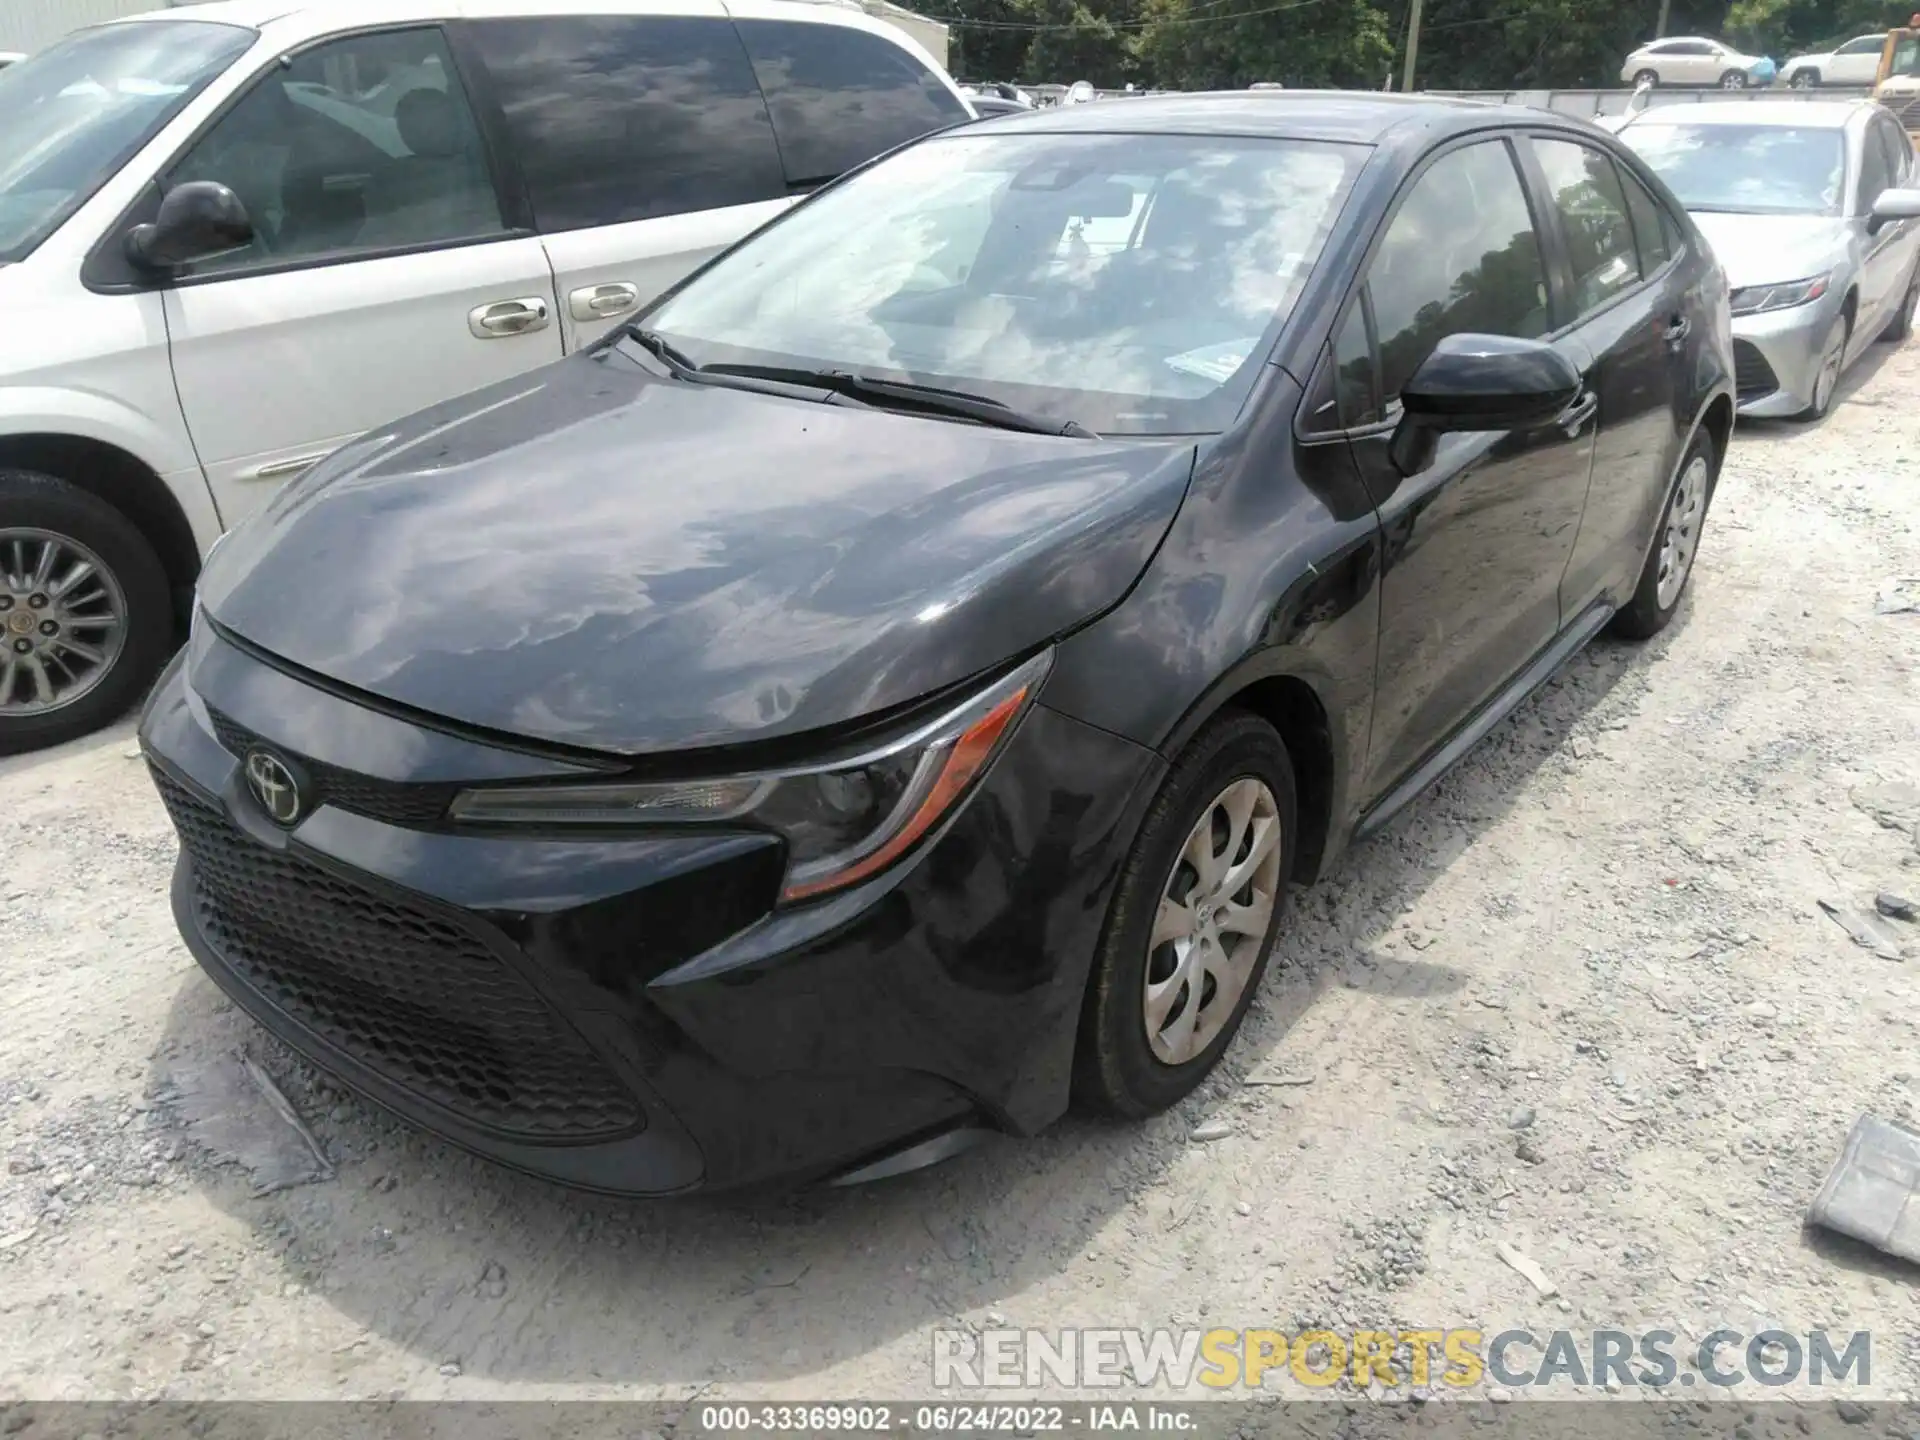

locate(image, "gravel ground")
[[2, 340, 1918, 1408]]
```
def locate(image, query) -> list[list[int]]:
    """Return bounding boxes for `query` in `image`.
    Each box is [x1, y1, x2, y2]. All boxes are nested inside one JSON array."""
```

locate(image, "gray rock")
[[1852, 781, 1920, 832], [1508, 1106, 1536, 1130], [1877, 892, 1917, 922], [1818, 899, 1907, 961], [439, 1361, 462, 1378], [1190, 1119, 1233, 1143], [1834, 1399, 1870, 1425]]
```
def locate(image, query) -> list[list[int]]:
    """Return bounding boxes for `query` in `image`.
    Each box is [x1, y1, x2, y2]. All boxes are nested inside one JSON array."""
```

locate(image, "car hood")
[[1688, 211, 1852, 290], [199, 347, 1196, 756]]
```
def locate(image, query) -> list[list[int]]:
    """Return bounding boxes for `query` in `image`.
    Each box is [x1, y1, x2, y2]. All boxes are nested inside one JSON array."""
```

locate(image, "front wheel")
[[1789, 68, 1819, 88], [1720, 69, 1749, 89], [1799, 312, 1849, 420], [1610, 428, 1716, 641], [1074, 711, 1296, 1118], [1882, 265, 1919, 343], [0, 469, 173, 756]]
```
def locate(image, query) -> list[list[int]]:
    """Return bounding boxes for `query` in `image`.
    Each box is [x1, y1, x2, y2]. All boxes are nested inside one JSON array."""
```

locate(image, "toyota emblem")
[[244, 748, 306, 827]]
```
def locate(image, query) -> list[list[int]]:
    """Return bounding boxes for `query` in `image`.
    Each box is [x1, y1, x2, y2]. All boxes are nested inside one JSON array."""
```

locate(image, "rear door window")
[[734, 18, 970, 188], [1617, 162, 1673, 275], [467, 15, 786, 232], [1532, 138, 1643, 319]]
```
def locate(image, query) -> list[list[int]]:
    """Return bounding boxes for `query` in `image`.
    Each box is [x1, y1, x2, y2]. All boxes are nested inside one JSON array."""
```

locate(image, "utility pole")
[[1401, 0, 1424, 90], [1655, 0, 1671, 37]]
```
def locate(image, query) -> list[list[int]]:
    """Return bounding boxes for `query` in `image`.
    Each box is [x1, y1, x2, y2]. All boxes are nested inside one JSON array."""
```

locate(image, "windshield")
[[0, 20, 256, 262], [643, 131, 1365, 435], [1624, 123, 1846, 216]]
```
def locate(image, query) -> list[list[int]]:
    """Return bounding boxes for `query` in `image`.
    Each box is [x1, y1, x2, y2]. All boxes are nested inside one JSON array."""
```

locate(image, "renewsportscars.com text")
[[932, 1327, 1872, 1392]]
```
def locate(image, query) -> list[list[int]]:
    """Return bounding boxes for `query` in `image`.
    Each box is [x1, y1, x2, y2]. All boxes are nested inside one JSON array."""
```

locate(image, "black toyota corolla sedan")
[[141, 93, 1733, 1195]]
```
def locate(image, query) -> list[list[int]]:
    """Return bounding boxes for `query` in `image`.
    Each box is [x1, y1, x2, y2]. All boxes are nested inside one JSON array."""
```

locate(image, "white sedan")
[[1621, 36, 1771, 88]]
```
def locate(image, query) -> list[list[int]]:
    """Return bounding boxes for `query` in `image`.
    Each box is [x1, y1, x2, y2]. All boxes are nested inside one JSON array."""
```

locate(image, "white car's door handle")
[[468, 297, 551, 339], [568, 283, 640, 322]]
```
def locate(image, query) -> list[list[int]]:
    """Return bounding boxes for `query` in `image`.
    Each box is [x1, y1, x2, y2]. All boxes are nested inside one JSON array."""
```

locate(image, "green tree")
[[1131, 0, 1395, 90]]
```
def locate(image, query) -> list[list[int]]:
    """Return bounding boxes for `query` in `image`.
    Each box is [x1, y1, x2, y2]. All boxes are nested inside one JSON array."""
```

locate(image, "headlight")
[[1729, 275, 1829, 315], [449, 650, 1052, 903]]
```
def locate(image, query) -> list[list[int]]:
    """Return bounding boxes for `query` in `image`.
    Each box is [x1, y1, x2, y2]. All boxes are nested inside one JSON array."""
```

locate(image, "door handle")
[[468, 297, 550, 339], [1556, 390, 1599, 436], [568, 282, 640, 322], [1663, 315, 1692, 349]]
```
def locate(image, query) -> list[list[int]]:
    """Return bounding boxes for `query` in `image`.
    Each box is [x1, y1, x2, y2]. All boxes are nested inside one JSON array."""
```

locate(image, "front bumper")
[[140, 632, 1161, 1195], [1730, 292, 1845, 417]]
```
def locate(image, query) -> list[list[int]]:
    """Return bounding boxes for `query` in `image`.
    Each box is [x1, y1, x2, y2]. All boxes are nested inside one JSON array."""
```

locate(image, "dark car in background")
[[141, 94, 1734, 1196]]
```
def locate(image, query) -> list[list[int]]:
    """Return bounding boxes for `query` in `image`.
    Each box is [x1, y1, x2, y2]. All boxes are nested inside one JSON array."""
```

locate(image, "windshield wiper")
[[622, 324, 701, 376], [700, 363, 1099, 438]]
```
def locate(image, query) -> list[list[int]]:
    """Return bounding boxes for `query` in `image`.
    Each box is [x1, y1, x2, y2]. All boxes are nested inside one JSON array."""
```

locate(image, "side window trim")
[[1879, 117, 1912, 185], [91, 20, 529, 292], [1298, 287, 1384, 439]]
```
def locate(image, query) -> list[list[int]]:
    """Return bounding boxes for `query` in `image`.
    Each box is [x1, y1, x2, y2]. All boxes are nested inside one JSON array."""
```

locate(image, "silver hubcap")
[[1144, 777, 1282, 1066], [1655, 456, 1708, 610], [1722, 72, 1745, 88], [0, 529, 127, 716], [1814, 325, 1845, 414]]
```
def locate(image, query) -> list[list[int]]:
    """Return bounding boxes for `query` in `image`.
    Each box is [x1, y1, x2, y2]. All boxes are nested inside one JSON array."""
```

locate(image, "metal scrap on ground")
[[1807, 1115, 1920, 1266], [1818, 898, 1908, 961]]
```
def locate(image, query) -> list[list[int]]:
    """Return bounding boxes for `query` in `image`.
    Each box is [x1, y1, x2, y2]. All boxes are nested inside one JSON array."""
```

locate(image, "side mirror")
[[125, 181, 254, 272], [1869, 186, 1920, 232], [1388, 333, 1583, 477]]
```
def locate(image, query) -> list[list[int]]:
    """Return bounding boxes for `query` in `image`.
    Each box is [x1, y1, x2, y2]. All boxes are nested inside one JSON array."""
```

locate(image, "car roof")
[[108, 0, 911, 34], [1624, 99, 1870, 130], [967, 89, 1608, 145]]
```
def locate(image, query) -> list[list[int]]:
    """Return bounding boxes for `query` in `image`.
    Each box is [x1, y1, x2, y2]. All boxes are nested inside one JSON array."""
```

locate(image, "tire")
[[1798, 310, 1850, 420], [1789, 68, 1819, 88], [1074, 710, 1297, 1119], [1720, 69, 1749, 88], [1609, 427, 1716, 641], [0, 469, 172, 756], [1882, 264, 1920, 343], [1633, 69, 1660, 87]]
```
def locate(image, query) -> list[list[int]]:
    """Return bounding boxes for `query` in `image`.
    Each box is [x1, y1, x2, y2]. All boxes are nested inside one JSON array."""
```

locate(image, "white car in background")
[[1783, 33, 1887, 88], [0, 0, 973, 754], [1621, 36, 1771, 88]]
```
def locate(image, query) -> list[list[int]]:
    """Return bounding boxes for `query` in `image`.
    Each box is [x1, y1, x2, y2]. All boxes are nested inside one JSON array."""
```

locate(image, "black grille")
[[208, 708, 457, 827], [1733, 339, 1779, 400], [155, 769, 644, 1141]]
